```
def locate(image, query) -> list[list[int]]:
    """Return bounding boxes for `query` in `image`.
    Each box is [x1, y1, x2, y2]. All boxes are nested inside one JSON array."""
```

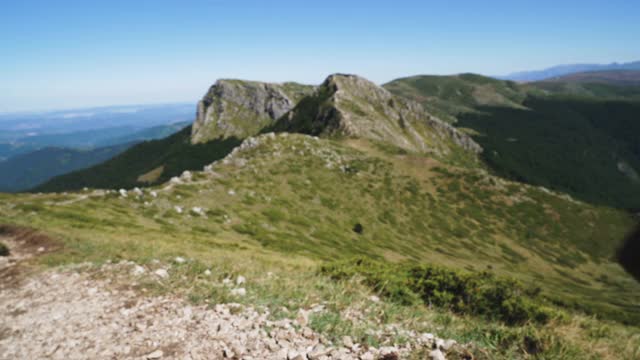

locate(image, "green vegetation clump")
[[322, 257, 554, 325], [0, 241, 8, 256]]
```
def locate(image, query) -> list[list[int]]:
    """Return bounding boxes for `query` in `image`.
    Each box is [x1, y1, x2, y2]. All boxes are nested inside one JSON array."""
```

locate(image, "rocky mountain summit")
[[278, 74, 481, 155], [191, 80, 314, 143], [192, 74, 481, 156]]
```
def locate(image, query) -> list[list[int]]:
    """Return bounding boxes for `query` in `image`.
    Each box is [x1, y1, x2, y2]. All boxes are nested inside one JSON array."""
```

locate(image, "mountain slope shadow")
[[618, 224, 640, 282], [456, 97, 640, 209], [33, 126, 241, 192]]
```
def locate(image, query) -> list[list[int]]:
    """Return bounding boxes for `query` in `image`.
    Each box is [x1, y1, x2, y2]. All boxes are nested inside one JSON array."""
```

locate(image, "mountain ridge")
[[274, 74, 482, 155], [501, 60, 640, 82], [384, 73, 640, 209], [539, 70, 640, 86]]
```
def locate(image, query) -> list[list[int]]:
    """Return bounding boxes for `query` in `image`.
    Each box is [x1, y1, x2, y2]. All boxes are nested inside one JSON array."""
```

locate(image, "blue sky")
[[1, 0, 638, 112]]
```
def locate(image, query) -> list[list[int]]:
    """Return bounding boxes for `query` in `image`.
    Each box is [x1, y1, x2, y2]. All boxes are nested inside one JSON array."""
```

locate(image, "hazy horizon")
[[2, 0, 639, 112]]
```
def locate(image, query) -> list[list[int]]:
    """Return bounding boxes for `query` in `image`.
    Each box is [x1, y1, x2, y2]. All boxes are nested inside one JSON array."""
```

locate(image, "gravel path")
[[0, 236, 467, 360]]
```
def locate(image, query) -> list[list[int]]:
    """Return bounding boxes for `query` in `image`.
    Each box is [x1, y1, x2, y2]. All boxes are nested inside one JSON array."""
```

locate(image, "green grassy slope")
[[383, 73, 532, 122], [385, 74, 640, 209], [457, 97, 640, 210], [33, 126, 241, 192], [2, 133, 639, 358], [7, 134, 639, 322]]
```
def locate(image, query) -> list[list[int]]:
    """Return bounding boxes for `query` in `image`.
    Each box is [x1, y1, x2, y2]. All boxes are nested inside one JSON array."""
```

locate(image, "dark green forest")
[[34, 126, 241, 192], [458, 97, 640, 209]]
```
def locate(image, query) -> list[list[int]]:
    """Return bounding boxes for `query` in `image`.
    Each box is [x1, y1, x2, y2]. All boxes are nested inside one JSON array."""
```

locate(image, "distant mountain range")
[[0, 103, 194, 192], [0, 121, 191, 192], [0, 103, 195, 161], [0, 142, 134, 192], [541, 70, 640, 86], [501, 60, 640, 82]]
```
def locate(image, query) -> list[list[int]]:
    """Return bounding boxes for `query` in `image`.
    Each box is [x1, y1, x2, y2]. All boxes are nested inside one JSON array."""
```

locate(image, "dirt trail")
[[0, 229, 464, 360]]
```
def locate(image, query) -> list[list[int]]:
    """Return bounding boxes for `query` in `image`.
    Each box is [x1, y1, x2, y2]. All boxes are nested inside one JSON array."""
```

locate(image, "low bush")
[[0, 241, 9, 256], [321, 257, 554, 325]]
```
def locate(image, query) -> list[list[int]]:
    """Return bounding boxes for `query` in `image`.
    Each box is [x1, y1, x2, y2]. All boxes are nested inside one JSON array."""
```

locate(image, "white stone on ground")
[[154, 269, 169, 279]]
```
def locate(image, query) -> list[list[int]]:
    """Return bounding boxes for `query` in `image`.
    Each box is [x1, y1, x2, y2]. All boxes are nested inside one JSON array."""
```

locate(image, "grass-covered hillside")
[[385, 74, 640, 209], [33, 126, 241, 192], [1, 133, 638, 358], [383, 74, 533, 123], [457, 97, 640, 209]]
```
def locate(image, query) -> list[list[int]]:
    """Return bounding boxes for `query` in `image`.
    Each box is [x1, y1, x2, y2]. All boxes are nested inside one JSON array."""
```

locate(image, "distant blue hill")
[[0, 121, 190, 192], [500, 61, 640, 82], [0, 142, 134, 192]]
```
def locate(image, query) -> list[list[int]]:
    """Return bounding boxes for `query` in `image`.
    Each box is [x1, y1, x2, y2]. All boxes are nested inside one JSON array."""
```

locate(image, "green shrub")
[[0, 242, 9, 256], [321, 257, 554, 325]]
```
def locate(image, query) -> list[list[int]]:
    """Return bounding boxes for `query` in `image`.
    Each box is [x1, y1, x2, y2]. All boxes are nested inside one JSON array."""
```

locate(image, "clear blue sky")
[[1, 0, 638, 112]]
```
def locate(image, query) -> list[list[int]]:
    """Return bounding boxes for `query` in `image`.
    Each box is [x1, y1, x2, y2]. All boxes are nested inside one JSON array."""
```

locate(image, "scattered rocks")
[[0, 257, 469, 359], [441, 339, 457, 351], [174, 206, 183, 214], [236, 275, 246, 285], [180, 171, 192, 181], [154, 269, 169, 279], [132, 265, 146, 276], [191, 207, 205, 216], [146, 349, 164, 359], [118, 189, 128, 198], [343, 336, 354, 349], [296, 309, 309, 327], [360, 352, 375, 360], [174, 257, 186, 264], [429, 349, 446, 360]]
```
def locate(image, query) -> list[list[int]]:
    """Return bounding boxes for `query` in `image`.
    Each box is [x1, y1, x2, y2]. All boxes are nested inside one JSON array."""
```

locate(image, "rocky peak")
[[191, 79, 314, 144], [190, 74, 480, 157], [279, 73, 482, 155]]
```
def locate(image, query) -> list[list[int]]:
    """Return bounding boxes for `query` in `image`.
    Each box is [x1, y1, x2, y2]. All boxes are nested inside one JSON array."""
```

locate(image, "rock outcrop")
[[191, 80, 314, 144], [277, 74, 482, 155], [191, 74, 481, 157]]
